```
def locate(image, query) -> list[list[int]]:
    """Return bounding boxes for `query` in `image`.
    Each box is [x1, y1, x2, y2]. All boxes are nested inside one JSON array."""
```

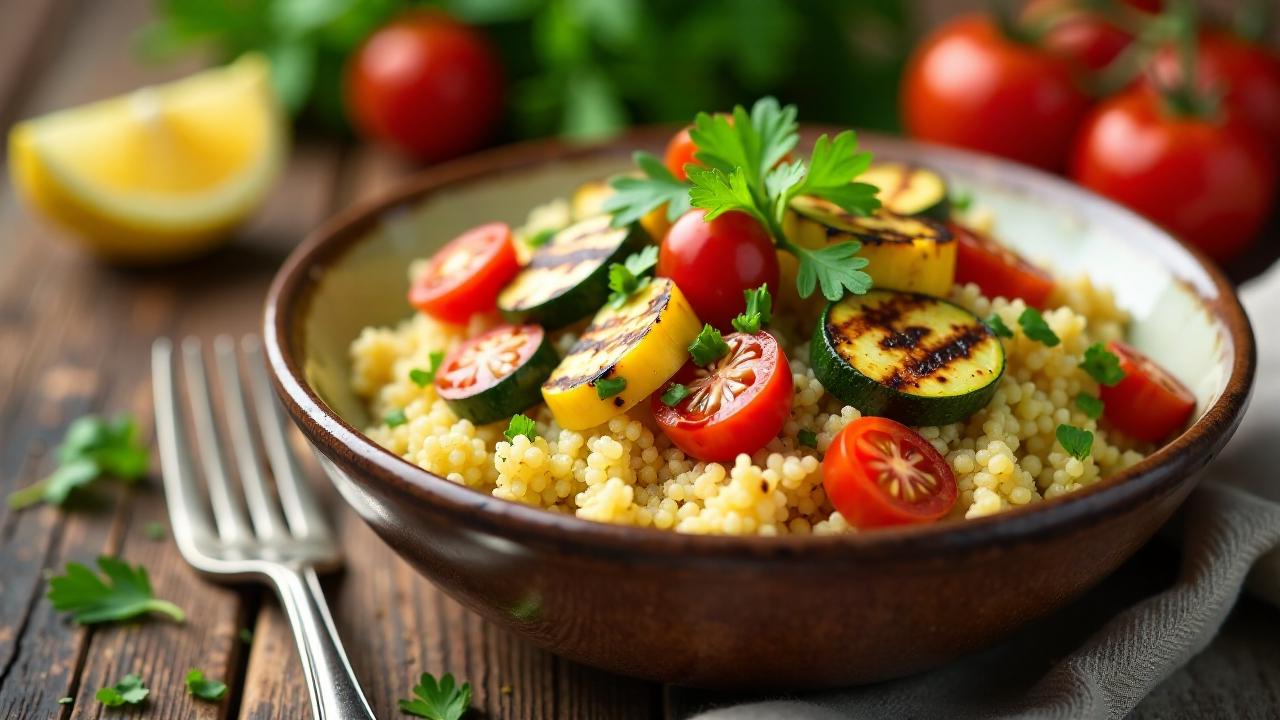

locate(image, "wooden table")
[[2, 1, 1279, 717]]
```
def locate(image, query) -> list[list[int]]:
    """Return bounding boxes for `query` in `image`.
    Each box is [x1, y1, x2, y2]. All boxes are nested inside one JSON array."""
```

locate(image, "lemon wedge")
[[8, 54, 285, 263]]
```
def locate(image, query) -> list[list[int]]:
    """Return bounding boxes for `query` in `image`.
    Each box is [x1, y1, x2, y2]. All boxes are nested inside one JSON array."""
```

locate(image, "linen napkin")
[[686, 262, 1280, 720]]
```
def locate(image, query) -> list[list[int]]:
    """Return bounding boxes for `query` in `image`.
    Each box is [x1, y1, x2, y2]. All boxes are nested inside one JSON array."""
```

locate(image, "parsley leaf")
[[595, 377, 627, 399], [504, 414, 538, 442], [96, 673, 148, 707], [793, 242, 872, 302], [7, 415, 149, 510], [1018, 308, 1060, 347], [985, 314, 1014, 339], [385, 409, 408, 427], [526, 228, 556, 248], [1079, 343, 1126, 386], [950, 190, 974, 212], [1056, 424, 1094, 461], [186, 668, 228, 702], [1075, 393, 1105, 419], [688, 324, 730, 366], [686, 166, 764, 224], [48, 556, 185, 625], [410, 351, 446, 387], [607, 245, 659, 308], [660, 383, 690, 407], [798, 429, 819, 449], [732, 284, 773, 334], [788, 131, 878, 216], [398, 672, 472, 720], [603, 151, 692, 226]]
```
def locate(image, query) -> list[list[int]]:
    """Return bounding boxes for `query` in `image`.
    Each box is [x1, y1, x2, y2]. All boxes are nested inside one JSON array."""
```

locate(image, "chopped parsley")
[[688, 324, 730, 366], [950, 189, 974, 212], [985, 313, 1014, 339], [185, 668, 228, 702], [48, 556, 185, 625], [398, 672, 472, 720], [96, 673, 148, 707], [731, 284, 773, 334], [526, 227, 556, 248], [7, 415, 149, 510], [797, 429, 819, 449], [1018, 307, 1060, 347], [410, 351, 446, 387], [384, 409, 408, 427], [503, 414, 538, 442], [1079, 343, 1125, 386], [1056, 424, 1094, 461], [595, 377, 627, 399], [660, 383, 690, 407], [1075, 393, 1105, 419], [607, 245, 660, 308]]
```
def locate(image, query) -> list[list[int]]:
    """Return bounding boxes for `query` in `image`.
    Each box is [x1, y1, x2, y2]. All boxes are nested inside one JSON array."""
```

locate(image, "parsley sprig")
[[602, 152, 693, 226], [504, 414, 538, 442], [607, 245, 659, 308], [7, 415, 149, 510], [48, 556, 185, 625], [399, 672, 472, 720], [97, 673, 148, 707], [731, 284, 773, 334], [1018, 308, 1060, 347], [185, 668, 228, 702], [688, 324, 730, 366]]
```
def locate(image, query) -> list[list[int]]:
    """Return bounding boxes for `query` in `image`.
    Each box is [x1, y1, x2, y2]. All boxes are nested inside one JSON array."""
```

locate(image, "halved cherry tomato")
[[664, 126, 699, 182], [951, 223, 1055, 307], [408, 222, 519, 324], [652, 331, 792, 462], [659, 209, 780, 330], [1098, 340, 1196, 444], [823, 417, 957, 528]]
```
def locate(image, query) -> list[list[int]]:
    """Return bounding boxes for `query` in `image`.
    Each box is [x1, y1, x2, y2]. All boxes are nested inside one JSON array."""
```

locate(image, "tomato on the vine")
[[823, 417, 958, 528], [652, 331, 792, 462], [901, 14, 1093, 171], [951, 223, 1055, 307], [658, 209, 780, 331], [408, 222, 518, 323], [1098, 340, 1196, 444], [346, 12, 504, 162]]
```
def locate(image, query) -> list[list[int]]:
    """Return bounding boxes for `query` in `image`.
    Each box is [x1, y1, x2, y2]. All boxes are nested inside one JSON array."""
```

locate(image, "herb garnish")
[[607, 245, 660, 308], [48, 556, 185, 625], [186, 668, 228, 702], [595, 377, 627, 399], [602, 152, 693, 226], [1018, 307, 1060, 347], [384, 409, 408, 427], [985, 313, 1014, 339], [688, 324, 730, 366], [398, 672, 472, 720], [1079, 343, 1125, 386], [951, 190, 974, 212], [7, 415, 149, 510], [798, 429, 819, 449], [526, 228, 556, 248], [660, 383, 690, 407], [504, 414, 538, 442], [1056, 424, 1094, 461], [410, 351, 446, 387], [731, 284, 773, 334], [1075, 393, 1104, 419], [96, 673, 148, 707]]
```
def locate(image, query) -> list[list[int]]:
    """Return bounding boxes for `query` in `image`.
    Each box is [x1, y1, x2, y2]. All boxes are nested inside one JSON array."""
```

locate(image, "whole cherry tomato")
[[901, 14, 1093, 171], [1099, 340, 1196, 444], [1070, 85, 1277, 262], [664, 126, 699, 181], [822, 417, 958, 528], [658, 209, 780, 331], [408, 222, 519, 323], [346, 12, 504, 162], [1024, 0, 1134, 73]]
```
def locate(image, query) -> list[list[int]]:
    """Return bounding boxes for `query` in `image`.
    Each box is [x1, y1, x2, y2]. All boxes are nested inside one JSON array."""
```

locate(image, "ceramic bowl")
[[263, 128, 1254, 689]]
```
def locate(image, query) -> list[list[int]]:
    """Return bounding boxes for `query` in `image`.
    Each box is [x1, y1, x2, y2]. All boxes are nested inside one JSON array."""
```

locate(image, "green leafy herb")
[[410, 351, 446, 387], [1075, 393, 1105, 420], [607, 245, 660, 308], [798, 429, 819, 448], [398, 672, 472, 720], [1056, 424, 1094, 461], [504, 414, 538, 442], [595, 377, 627, 400], [143, 521, 166, 541], [731, 284, 773, 334], [7, 415, 149, 510], [950, 190, 974, 212], [526, 228, 556, 248], [96, 673, 148, 707], [1079, 343, 1126, 386], [660, 383, 690, 407], [985, 314, 1014, 339], [603, 152, 693, 226], [385, 409, 408, 428], [186, 668, 228, 702], [688, 324, 730, 366], [1018, 308, 1060, 347], [48, 556, 185, 625]]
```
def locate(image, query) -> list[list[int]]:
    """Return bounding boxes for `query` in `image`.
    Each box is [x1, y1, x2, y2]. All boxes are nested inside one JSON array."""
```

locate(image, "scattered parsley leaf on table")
[[186, 668, 228, 702], [688, 324, 730, 366], [603, 151, 692, 226], [399, 672, 472, 720], [7, 415, 149, 510], [1075, 393, 1105, 420], [594, 377, 627, 400], [410, 351, 446, 387], [96, 673, 148, 707], [607, 245, 659, 308], [504, 414, 538, 442], [985, 314, 1014, 339], [660, 383, 690, 407], [1079, 342, 1126, 386], [47, 556, 185, 624], [731, 284, 773, 334], [1018, 308, 1060, 347], [1056, 424, 1094, 461]]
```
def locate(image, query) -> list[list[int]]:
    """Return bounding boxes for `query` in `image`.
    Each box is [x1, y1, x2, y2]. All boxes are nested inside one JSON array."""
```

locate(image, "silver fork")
[[152, 335, 375, 720]]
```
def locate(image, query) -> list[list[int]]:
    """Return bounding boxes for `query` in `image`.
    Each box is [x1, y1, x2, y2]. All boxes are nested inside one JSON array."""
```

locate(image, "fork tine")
[[151, 338, 218, 551], [214, 335, 288, 542], [181, 337, 255, 545], [242, 335, 332, 543]]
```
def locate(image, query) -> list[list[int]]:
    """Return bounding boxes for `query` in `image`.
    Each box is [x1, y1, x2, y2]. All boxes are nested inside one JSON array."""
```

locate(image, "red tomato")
[[901, 14, 1093, 171], [1069, 86, 1277, 262], [664, 126, 699, 182], [652, 332, 793, 462], [658, 209, 780, 330], [951, 223, 1055, 307], [346, 12, 504, 162], [1098, 340, 1196, 444], [435, 324, 544, 398], [823, 417, 958, 528], [408, 222, 518, 323], [1024, 0, 1134, 73]]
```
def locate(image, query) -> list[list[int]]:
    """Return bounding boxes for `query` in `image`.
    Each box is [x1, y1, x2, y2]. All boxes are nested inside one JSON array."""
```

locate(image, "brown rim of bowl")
[[263, 126, 1256, 563]]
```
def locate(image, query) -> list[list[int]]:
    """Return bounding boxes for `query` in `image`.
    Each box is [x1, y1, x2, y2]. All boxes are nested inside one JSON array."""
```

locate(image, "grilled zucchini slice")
[[811, 289, 1004, 426], [542, 277, 701, 430], [859, 162, 950, 220], [784, 196, 956, 297], [434, 324, 559, 425], [497, 215, 648, 330]]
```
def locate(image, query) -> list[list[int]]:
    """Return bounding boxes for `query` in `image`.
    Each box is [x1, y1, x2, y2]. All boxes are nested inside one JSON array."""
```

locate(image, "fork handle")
[[269, 566, 377, 720]]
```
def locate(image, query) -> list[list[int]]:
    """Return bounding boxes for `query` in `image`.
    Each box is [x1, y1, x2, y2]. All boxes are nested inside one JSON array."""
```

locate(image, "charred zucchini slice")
[[435, 324, 560, 425], [542, 278, 701, 430], [811, 290, 1003, 426], [785, 196, 956, 297], [858, 162, 950, 220], [497, 215, 648, 330]]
